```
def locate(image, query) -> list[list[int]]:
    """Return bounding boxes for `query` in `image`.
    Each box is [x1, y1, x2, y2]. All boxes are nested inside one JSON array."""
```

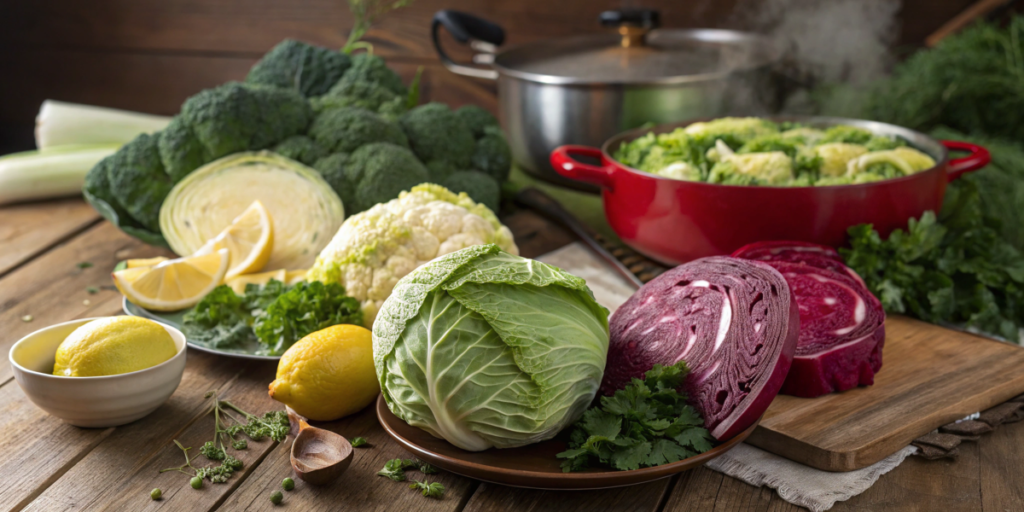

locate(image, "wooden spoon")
[[287, 410, 353, 485]]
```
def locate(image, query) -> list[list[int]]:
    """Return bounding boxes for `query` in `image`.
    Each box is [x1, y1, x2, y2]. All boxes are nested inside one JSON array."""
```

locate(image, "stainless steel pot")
[[432, 9, 783, 190]]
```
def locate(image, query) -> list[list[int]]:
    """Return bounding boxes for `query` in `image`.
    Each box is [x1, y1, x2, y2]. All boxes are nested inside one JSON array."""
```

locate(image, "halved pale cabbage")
[[160, 152, 344, 270]]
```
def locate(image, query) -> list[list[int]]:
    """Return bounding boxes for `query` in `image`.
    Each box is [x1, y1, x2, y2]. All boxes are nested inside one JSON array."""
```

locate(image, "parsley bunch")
[[182, 279, 363, 356], [842, 180, 1024, 342], [557, 362, 714, 472]]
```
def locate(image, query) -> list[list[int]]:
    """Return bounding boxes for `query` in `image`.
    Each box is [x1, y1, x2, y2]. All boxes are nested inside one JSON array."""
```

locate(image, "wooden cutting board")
[[536, 242, 1024, 473], [746, 315, 1024, 471]]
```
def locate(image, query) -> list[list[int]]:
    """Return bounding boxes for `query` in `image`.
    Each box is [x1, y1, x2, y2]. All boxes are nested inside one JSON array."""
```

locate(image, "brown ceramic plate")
[[376, 395, 758, 490]]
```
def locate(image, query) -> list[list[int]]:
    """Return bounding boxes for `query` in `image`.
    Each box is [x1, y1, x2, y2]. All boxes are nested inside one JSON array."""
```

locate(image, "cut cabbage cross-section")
[[603, 256, 799, 441], [159, 152, 344, 271]]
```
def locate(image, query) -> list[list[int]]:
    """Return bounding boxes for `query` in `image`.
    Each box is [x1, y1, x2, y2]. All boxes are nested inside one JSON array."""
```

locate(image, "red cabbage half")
[[603, 256, 799, 440], [732, 241, 865, 287], [765, 262, 885, 398]]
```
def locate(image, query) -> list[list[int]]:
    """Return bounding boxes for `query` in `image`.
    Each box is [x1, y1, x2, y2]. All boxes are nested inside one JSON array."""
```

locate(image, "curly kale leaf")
[[253, 281, 364, 355]]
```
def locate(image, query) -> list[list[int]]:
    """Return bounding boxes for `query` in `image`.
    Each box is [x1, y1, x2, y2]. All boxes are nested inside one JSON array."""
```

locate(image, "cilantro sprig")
[[557, 361, 714, 472]]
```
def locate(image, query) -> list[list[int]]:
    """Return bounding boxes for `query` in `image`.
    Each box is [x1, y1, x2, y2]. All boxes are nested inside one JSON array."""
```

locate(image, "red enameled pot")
[[551, 116, 991, 265]]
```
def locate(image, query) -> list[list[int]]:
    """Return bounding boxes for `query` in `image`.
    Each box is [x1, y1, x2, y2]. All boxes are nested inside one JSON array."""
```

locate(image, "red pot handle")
[[550, 145, 614, 189], [942, 140, 990, 182]]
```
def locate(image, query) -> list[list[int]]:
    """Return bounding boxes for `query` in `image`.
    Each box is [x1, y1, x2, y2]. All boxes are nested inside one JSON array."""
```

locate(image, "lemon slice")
[[114, 249, 229, 311], [195, 201, 273, 279], [125, 256, 169, 268]]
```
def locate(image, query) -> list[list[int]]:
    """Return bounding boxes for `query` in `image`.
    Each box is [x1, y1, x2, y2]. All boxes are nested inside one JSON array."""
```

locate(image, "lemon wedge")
[[194, 201, 273, 279], [125, 256, 169, 268], [113, 249, 229, 311]]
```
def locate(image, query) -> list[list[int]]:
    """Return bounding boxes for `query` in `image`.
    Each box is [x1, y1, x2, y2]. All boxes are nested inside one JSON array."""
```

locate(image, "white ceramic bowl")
[[9, 317, 187, 428]]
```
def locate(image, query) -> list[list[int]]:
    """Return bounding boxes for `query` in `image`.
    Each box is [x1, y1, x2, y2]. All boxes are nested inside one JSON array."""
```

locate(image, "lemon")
[[113, 249, 229, 311], [194, 201, 274, 279], [268, 324, 378, 421], [54, 317, 177, 377]]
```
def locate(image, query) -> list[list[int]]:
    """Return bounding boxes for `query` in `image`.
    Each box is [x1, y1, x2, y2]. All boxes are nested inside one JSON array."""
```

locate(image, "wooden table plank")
[[0, 198, 99, 277], [18, 352, 252, 512], [0, 221, 173, 383], [462, 480, 672, 512], [219, 404, 478, 511], [980, 421, 1024, 511]]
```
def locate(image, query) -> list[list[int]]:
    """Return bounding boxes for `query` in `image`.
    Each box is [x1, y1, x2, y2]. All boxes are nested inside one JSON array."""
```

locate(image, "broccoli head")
[[158, 115, 211, 182], [316, 74, 407, 119], [340, 53, 407, 97], [455, 105, 499, 138], [272, 135, 328, 166], [103, 133, 174, 232], [471, 126, 512, 182], [441, 170, 500, 212], [400, 102, 476, 169], [425, 160, 456, 182], [317, 143, 429, 214], [308, 106, 408, 154], [313, 153, 354, 210], [246, 39, 351, 97], [181, 82, 312, 160]]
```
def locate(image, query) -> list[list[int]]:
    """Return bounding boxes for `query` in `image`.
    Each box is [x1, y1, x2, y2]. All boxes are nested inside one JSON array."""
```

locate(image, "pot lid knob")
[[599, 9, 659, 48]]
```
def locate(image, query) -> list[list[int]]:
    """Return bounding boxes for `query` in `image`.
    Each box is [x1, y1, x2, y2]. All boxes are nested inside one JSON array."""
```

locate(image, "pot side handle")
[[431, 10, 503, 80], [942, 140, 991, 182], [550, 145, 614, 189]]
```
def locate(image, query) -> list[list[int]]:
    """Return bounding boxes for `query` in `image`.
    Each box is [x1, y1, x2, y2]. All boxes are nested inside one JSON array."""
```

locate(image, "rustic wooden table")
[[1, 198, 1022, 512]]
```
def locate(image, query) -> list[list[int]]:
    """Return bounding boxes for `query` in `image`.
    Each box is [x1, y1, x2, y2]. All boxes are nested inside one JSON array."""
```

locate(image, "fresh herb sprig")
[[557, 362, 714, 472], [159, 392, 290, 488], [377, 458, 445, 498], [409, 480, 445, 498]]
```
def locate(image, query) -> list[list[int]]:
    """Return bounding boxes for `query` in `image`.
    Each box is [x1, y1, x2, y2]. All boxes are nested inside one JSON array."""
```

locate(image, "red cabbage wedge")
[[763, 262, 885, 398], [603, 256, 799, 441], [732, 241, 865, 287]]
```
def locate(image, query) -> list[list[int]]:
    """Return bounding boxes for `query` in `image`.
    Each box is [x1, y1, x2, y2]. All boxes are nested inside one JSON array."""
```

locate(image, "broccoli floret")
[[83, 156, 137, 229], [104, 133, 174, 232], [158, 115, 211, 182], [340, 54, 407, 97], [316, 78, 406, 119], [312, 153, 354, 209], [181, 82, 312, 159], [471, 126, 512, 182], [455, 105, 499, 138], [425, 160, 456, 182], [308, 106, 408, 154], [330, 143, 429, 213], [246, 39, 351, 97], [400, 102, 476, 169], [441, 171, 500, 212], [272, 135, 328, 165]]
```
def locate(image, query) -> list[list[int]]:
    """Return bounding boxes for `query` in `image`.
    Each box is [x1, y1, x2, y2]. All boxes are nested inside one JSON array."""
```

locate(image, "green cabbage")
[[373, 244, 609, 451]]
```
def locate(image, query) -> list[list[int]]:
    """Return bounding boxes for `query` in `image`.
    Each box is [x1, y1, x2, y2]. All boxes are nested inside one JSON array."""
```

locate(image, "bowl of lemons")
[[9, 316, 187, 427]]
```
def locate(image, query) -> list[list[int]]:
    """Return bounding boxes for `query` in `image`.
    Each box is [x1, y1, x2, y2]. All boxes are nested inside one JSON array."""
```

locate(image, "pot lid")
[[492, 10, 780, 85]]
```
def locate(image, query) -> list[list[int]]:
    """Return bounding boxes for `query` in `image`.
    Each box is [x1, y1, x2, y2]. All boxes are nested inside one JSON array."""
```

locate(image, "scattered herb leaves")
[[557, 361, 714, 472], [409, 480, 445, 498], [377, 458, 418, 481], [85, 286, 99, 294], [76, 261, 93, 269], [350, 436, 369, 447]]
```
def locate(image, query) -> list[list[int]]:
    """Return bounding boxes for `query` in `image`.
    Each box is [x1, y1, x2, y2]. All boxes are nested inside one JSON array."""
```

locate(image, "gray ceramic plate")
[[123, 297, 279, 361]]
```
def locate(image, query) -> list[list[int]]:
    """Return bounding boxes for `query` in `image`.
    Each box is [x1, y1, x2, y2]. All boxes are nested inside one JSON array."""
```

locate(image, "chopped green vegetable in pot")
[[556, 361, 714, 472], [614, 117, 921, 187]]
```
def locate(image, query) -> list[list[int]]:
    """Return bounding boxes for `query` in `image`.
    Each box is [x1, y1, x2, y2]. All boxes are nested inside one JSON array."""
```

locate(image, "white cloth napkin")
[[537, 242, 914, 511]]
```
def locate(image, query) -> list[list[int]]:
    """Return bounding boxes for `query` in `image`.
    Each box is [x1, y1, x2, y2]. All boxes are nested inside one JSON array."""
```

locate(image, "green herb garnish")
[[76, 261, 93, 269], [350, 436, 368, 447], [557, 361, 714, 472], [376, 458, 418, 481], [409, 480, 445, 498]]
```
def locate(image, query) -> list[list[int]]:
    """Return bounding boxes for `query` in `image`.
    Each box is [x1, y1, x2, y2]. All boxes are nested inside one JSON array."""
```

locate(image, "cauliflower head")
[[307, 183, 518, 327]]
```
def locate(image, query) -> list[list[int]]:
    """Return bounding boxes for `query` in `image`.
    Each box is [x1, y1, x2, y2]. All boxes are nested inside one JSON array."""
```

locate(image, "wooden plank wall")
[[0, 0, 974, 153]]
